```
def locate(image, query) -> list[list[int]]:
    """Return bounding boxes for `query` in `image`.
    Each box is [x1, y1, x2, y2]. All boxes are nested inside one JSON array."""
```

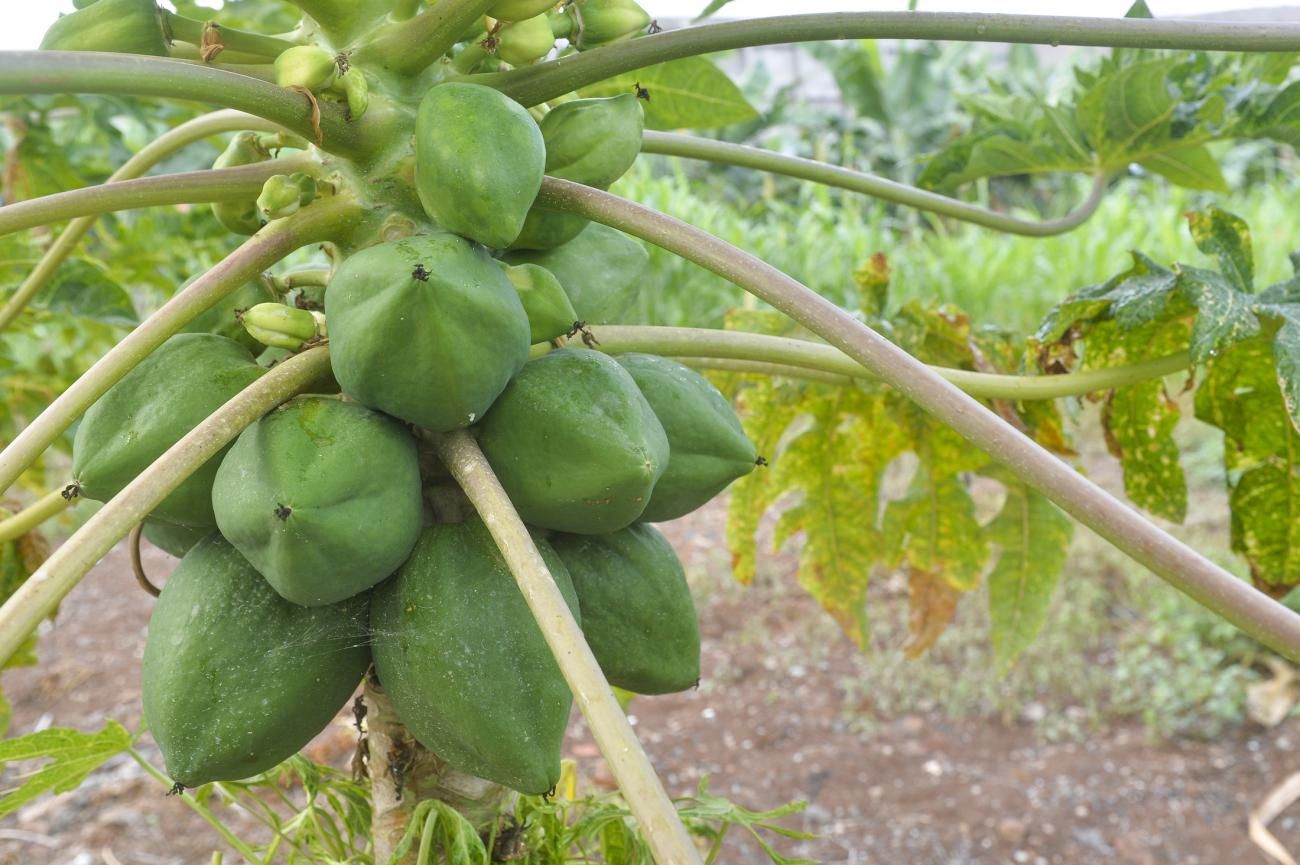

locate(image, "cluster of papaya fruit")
[[68, 54, 758, 796]]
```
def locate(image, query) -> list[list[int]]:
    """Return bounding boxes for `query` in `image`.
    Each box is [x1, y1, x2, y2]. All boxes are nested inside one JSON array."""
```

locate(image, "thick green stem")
[[0, 490, 74, 545], [550, 325, 1192, 400], [0, 52, 371, 159], [283, 0, 394, 47], [163, 12, 300, 59], [486, 12, 1300, 106], [0, 110, 286, 334], [678, 356, 853, 386], [354, 0, 498, 75], [0, 196, 364, 498], [0, 157, 311, 239], [0, 348, 331, 667], [433, 430, 703, 865], [640, 133, 1106, 237], [536, 178, 1300, 663]]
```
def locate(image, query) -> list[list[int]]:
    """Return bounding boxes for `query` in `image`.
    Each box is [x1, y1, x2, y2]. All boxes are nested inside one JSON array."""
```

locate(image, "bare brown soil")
[[3, 501, 1300, 865]]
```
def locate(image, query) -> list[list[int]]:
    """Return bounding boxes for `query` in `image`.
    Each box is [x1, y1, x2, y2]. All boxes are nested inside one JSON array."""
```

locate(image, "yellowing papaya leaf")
[[1186, 206, 1254, 292], [0, 722, 132, 819], [577, 57, 757, 131], [984, 481, 1073, 673], [769, 389, 907, 647], [1101, 379, 1187, 522], [902, 567, 961, 658], [882, 471, 988, 594]]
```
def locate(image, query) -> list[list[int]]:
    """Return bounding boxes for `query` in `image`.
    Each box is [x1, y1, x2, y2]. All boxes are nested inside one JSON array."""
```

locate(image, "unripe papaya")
[[478, 348, 669, 534], [488, 0, 558, 22], [500, 262, 577, 343], [370, 517, 579, 794], [140, 518, 208, 558], [240, 302, 325, 350], [40, 0, 168, 56], [551, 523, 700, 694], [210, 132, 271, 236], [179, 276, 278, 352], [212, 397, 424, 607], [72, 334, 265, 527], [510, 95, 645, 251], [274, 45, 338, 92], [415, 82, 545, 249], [616, 353, 757, 522], [325, 234, 530, 432], [494, 14, 555, 65], [142, 534, 370, 788], [503, 223, 648, 323], [570, 0, 651, 47]]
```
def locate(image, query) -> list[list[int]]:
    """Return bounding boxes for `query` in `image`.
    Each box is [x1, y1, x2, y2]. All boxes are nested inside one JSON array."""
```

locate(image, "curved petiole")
[[433, 429, 704, 865], [0, 194, 364, 498], [534, 325, 1191, 400], [640, 132, 1107, 238], [535, 177, 1300, 663], [0, 347, 332, 667], [0, 109, 288, 334], [0, 157, 316, 239]]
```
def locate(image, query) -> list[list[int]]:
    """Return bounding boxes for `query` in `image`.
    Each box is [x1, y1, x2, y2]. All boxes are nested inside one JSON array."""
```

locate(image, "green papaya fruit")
[[569, 0, 651, 47], [488, 0, 558, 22], [478, 348, 669, 534], [179, 275, 277, 352], [509, 95, 645, 251], [415, 82, 545, 249], [143, 534, 370, 788], [500, 262, 578, 343], [495, 14, 555, 65], [212, 397, 424, 607], [210, 132, 272, 236], [370, 517, 579, 794], [325, 234, 530, 431], [140, 518, 208, 558], [616, 353, 757, 522], [551, 523, 699, 694], [72, 334, 265, 527], [503, 223, 648, 323], [274, 45, 338, 92], [40, 0, 168, 56]]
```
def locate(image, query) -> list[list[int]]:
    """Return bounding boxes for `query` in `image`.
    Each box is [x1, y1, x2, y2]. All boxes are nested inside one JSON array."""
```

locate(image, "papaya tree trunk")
[[364, 679, 508, 864]]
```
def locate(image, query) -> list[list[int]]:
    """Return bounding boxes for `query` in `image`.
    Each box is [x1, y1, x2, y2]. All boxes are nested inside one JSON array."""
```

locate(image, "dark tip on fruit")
[[167, 782, 186, 796], [543, 783, 557, 801], [755, 456, 769, 467], [633, 82, 650, 102], [61, 480, 80, 500], [274, 503, 293, 520], [411, 263, 431, 282]]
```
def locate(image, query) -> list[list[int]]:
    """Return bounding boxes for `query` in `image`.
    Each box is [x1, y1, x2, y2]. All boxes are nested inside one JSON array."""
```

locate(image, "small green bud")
[[242, 303, 326, 350], [274, 45, 338, 92], [569, 0, 650, 47], [494, 14, 555, 66], [487, 0, 557, 22], [256, 173, 317, 220], [340, 67, 369, 119]]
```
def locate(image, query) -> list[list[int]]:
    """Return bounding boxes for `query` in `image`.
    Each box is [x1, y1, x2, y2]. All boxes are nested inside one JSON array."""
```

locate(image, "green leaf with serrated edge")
[[576, 57, 756, 131], [881, 469, 988, 592], [31, 259, 137, 326], [1077, 58, 1185, 167], [1032, 251, 1178, 348], [770, 389, 906, 647], [1195, 339, 1300, 590], [1138, 144, 1228, 192], [1186, 207, 1254, 292], [1176, 265, 1261, 362], [0, 722, 132, 819], [984, 479, 1073, 674], [1102, 379, 1187, 522]]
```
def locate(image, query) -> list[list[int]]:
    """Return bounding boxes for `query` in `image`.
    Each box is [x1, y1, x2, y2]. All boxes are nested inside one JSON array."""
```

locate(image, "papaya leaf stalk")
[[0, 109, 287, 334], [536, 177, 1300, 663], [0, 348, 332, 667], [0, 157, 313, 239], [0, 490, 75, 545], [485, 12, 1300, 106], [640, 133, 1107, 237], [0, 195, 365, 498], [161, 12, 300, 60], [432, 429, 705, 865], [353, 0, 499, 76]]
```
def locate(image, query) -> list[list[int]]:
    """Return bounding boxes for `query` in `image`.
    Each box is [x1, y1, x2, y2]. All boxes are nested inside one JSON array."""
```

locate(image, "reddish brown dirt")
[[3, 503, 1300, 865]]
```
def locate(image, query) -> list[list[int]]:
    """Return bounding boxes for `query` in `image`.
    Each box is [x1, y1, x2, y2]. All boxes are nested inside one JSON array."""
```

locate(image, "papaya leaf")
[[984, 481, 1073, 674], [1195, 339, 1300, 591], [770, 389, 907, 647], [1186, 206, 1253, 292], [1101, 379, 1187, 522], [0, 722, 132, 819], [1175, 266, 1260, 363], [32, 259, 138, 326], [1138, 144, 1226, 192], [882, 469, 988, 595], [1265, 307, 1300, 432], [902, 567, 961, 657], [577, 57, 757, 131], [1033, 251, 1178, 348]]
